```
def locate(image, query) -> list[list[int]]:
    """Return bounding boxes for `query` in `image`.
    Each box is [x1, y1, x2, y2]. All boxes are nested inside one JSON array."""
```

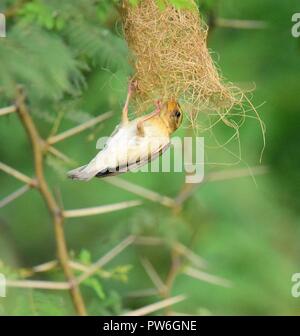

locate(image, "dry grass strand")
[[122, 0, 239, 118]]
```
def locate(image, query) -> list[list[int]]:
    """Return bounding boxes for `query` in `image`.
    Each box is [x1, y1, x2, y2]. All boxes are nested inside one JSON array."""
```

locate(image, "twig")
[[140, 257, 168, 293], [175, 166, 268, 206], [69, 261, 89, 273], [122, 295, 186, 316], [134, 237, 207, 269], [48, 110, 64, 139], [15, 87, 87, 316], [134, 236, 164, 246], [0, 162, 36, 186], [184, 267, 232, 288], [163, 249, 182, 299], [31, 260, 58, 273], [0, 184, 30, 208], [27, 260, 88, 275], [47, 111, 113, 145], [63, 200, 142, 219], [206, 166, 269, 182], [216, 18, 268, 30], [76, 235, 135, 285], [174, 242, 207, 269], [105, 177, 176, 207], [0, 105, 17, 117], [47, 146, 74, 164], [6, 279, 70, 290]]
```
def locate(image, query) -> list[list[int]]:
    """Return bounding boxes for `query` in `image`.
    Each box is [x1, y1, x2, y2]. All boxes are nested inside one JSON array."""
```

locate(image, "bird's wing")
[[67, 125, 124, 181], [93, 119, 170, 175], [95, 138, 170, 177], [67, 120, 170, 180]]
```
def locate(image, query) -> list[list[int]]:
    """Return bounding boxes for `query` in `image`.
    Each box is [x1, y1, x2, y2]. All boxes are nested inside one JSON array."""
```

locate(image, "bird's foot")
[[154, 99, 163, 114], [128, 79, 138, 95]]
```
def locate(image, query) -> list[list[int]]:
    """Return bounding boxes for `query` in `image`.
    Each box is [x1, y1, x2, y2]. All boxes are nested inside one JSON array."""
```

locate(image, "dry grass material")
[[122, 1, 241, 123], [122, 0, 265, 162]]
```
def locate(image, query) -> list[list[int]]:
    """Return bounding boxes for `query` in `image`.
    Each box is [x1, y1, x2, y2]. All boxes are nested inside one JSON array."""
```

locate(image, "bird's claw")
[[128, 79, 138, 94], [154, 99, 163, 113]]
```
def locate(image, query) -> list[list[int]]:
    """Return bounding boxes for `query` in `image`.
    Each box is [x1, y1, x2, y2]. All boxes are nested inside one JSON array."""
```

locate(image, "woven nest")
[[121, 0, 245, 130]]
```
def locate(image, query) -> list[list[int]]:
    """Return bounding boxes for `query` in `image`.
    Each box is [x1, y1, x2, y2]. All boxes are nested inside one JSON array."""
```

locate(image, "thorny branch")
[[0, 89, 143, 315], [14, 86, 87, 315]]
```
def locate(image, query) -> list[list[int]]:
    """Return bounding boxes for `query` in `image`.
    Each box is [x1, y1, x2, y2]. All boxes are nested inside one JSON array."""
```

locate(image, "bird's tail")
[[67, 164, 97, 181]]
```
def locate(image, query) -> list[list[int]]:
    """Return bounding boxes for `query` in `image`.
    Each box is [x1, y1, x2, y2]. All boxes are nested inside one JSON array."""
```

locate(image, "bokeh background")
[[0, 0, 300, 315]]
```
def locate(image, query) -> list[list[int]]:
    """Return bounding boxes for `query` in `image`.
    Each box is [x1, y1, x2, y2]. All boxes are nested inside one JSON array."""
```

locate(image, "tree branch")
[[0, 105, 17, 117], [216, 18, 268, 30], [140, 257, 168, 293], [63, 200, 142, 219], [184, 267, 232, 288], [0, 184, 30, 208], [122, 295, 186, 316], [15, 87, 87, 316], [0, 162, 36, 186], [76, 235, 135, 285], [175, 166, 268, 206], [47, 111, 113, 145], [6, 279, 70, 290], [47, 145, 75, 164], [105, 177, 176, 207]]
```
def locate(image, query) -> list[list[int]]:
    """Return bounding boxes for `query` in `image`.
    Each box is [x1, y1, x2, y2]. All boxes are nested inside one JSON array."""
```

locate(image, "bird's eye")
[[175, 110, 181, 118]]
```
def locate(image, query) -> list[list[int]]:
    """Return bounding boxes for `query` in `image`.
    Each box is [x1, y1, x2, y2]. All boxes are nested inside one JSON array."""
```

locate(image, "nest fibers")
[[122, 0, 248, 131]]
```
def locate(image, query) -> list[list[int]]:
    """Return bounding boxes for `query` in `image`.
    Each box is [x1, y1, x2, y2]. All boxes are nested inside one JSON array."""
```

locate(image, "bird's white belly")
[[92, 119, 169, 170]]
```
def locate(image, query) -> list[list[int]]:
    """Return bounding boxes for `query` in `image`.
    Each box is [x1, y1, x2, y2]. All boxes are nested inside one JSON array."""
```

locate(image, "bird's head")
[[160, 100, 183, 134]]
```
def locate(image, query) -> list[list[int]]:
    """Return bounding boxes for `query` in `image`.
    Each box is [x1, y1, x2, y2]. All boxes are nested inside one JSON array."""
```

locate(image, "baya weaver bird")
[[67, 81, 183, 181]]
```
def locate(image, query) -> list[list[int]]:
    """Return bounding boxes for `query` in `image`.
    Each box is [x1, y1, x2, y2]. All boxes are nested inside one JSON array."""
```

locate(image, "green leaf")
[[0, 21, 84, 100], [83, 277, 106, 300], [78, 249, 92, 265]]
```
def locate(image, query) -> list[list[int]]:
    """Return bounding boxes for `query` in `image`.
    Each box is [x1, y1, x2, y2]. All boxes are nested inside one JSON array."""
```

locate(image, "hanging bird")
[[67, 82, 183, 181]]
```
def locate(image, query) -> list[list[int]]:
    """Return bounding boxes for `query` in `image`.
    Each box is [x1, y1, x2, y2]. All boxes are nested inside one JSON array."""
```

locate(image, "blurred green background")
[[0, 0, 300, 315]]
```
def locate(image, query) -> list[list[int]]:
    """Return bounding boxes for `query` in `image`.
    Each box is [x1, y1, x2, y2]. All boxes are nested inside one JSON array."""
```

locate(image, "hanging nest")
[[121, 0, 246, 130]]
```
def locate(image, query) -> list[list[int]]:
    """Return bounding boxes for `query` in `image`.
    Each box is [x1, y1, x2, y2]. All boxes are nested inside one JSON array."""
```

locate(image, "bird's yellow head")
[[160, 100, 183, 134]]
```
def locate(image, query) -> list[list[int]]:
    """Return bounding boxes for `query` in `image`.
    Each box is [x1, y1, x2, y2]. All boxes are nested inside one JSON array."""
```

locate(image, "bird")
[[67, 82, 183, 181]]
